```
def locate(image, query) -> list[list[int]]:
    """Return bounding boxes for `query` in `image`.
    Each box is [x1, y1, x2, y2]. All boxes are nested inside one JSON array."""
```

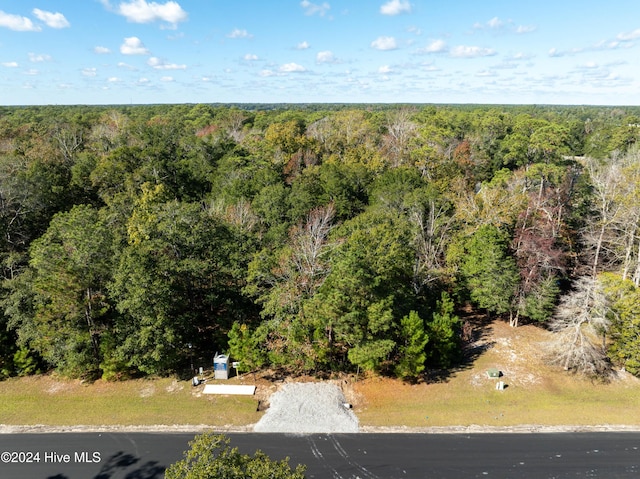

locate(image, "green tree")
[[601, 273, 640, 376], [394, 310, 428, 380], [111, 184, 238, 375], [457, 225, 519, 318], [165, 433, 306, 479], [427, 292, 461, 368], [227, 322, 267, 373], [306, 211, 415, 373], [528, 124, 571, 163], [499, 115, 547, 168], [6, 205, 114, 378]]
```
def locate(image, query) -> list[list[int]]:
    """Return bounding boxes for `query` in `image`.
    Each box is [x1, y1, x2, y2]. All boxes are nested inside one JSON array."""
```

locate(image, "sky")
[[1, 0, 640, 105]]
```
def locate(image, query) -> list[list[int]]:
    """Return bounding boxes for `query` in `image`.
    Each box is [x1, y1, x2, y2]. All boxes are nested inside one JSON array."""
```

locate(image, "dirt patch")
[[467, 321, 551, 388], [139, 384, 155, 398], [165, 380, 184, 394]]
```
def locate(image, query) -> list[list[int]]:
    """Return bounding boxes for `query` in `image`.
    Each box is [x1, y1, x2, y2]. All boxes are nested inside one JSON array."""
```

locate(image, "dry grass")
[[350, 320, 640, 428]]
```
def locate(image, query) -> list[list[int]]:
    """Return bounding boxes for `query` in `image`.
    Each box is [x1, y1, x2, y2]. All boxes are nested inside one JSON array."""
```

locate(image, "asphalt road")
[[0, 432, 639, 479]]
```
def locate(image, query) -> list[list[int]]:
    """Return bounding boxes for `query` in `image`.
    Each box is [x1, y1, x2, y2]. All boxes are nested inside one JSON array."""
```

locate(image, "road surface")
[[0, 432, 639, 478]]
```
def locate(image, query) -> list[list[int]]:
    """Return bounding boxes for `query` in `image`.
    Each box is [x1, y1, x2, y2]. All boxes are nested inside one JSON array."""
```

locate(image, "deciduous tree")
[[165, 433, 306, 479]]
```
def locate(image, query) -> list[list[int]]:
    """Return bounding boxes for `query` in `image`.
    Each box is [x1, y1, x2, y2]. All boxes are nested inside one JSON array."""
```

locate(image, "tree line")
[[0, 103, 639, 381]]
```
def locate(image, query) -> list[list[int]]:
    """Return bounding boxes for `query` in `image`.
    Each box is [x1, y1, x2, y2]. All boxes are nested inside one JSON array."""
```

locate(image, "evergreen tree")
[[427, 292, 461, 368], [459, 225, 519, 318], [395, 310, 429, 381], [601, 273, 640, 376]]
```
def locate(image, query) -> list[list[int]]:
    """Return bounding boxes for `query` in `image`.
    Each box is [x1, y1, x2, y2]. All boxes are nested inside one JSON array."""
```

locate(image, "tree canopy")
[[1, 103, 640, 381]]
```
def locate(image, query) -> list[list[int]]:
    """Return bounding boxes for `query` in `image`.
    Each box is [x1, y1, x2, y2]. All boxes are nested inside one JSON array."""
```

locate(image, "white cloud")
[[260, 69, 276, 77], [28, 53, 52, 63], [380, 0, 412, 16], [147, 56, 186, 69], [120, 37, 150, 55], [549, 38, 632, 60], [297, 40, 310, 50], [0, 10, 40, 31], [548, 46, 582, 57], [487, 17, 503, 29], [416, 39, 447, 54], [243, 53, 259, 61], [450, 45, 496, 58], [511, 52, 531, 60], [227, 28, 253, 39], [301, 1, 330, 17], [617, 28, 640, 41], [2, 61, 18, 68], [421, 63, 439, 72], [107, 77, 121, 82], [82, 67, 97, 77], [280, 63, 306, 72], [378, 65, 392, 73], [371, 36, 398, 51], [316, 50, 337, 64], [32, 9, 70, 29], [94, 46, 111, 54], [116, 0, 187, 25], [161, 76, 174, 82], [117, 62, 137, 70], [595, 40, 621, 50], [515, 24, 537, 34], [24, 69, 39, 76]]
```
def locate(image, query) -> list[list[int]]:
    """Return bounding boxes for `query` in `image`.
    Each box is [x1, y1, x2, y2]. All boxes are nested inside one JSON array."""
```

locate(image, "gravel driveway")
[[253, 382, 359, 433]]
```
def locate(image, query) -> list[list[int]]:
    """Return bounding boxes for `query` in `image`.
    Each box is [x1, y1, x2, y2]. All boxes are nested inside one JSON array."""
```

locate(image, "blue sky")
[[1, 0, 640, 105]]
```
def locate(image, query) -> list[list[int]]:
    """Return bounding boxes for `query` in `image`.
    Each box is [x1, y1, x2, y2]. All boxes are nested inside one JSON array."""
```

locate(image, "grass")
[[1, 320, 639, 429], [351, 321, 640, 428], [0, 375, 261, 427], [352, 373, 640, 428]]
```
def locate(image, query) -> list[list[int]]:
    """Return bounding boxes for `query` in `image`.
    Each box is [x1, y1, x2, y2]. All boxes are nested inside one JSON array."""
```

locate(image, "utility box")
[[214, 354, 229, 380], [487, 368, 501, 379]]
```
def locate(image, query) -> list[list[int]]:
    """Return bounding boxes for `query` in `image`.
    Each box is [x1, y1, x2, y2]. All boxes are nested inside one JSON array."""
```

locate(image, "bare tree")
[[51, 123, 84, 162], [382, 108, 418, 167], [581, 148, 640, 284], [287, 203, 336, 297], [546, 276, 611, 376], [409, 197, 454, 294], [582, 156, 625, 276]]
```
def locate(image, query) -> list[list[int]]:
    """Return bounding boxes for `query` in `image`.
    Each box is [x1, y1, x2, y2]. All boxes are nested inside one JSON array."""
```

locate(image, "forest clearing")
[[1, 318, 639, 431]]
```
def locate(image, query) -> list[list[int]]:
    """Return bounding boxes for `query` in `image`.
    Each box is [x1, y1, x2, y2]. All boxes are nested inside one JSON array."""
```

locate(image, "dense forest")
[[0, 103, 639, 382]]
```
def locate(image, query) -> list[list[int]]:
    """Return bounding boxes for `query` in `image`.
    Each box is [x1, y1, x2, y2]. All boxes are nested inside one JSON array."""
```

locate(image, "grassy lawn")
[[352, 321, 640, 428], [353, 372, 640, 428], [0, 375, 261, 427], [1, 321, 639, 429]]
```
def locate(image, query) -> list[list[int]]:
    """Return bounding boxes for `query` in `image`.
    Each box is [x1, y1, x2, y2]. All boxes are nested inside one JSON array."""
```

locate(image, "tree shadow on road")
[[91, 450, 165, 479], [94, 451, 139, 479]]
